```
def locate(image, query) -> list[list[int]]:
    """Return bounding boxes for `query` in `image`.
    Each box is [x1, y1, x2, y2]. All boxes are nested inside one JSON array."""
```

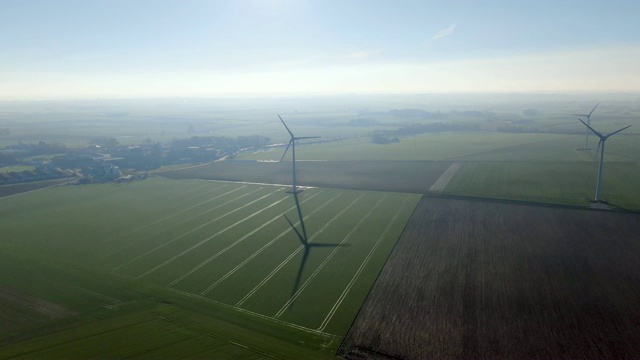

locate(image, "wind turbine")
[[279, 115, 319, 194], [578, 119, 631, 203], [283, 191, 344, 295], [572, 103, 599, 150]]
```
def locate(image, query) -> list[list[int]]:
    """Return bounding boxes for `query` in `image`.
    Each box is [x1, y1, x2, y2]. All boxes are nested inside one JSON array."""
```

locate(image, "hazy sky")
[[2, 0, 640, 99]]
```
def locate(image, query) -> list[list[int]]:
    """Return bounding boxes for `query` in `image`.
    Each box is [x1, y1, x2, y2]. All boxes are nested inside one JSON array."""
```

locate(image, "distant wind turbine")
[[578, 119, 631, 203], [279, 115, 319, 194], [572, 103, 599, 150], [283, 191, 344, 295]]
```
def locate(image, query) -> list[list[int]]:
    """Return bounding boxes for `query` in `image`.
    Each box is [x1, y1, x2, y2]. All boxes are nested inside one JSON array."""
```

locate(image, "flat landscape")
[[340, 196, 640, 359], [0, 177, 420, 358], [157, 160, 452, 194], [2, 95, 640, 359], [4, 0, 640, 356]]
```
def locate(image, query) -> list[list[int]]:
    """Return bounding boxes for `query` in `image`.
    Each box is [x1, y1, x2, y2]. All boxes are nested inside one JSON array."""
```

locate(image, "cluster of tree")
[[360, 109, 447, 119], [107, 134, 271, 170], [370, 122, 484, 143], [348, 118, 379, 126], [170, 135, 270, 152], [3, 141, 69, 156], [89, 137, 120, 150], [449, 110, 500, 119], [0, 151, 19, 166], [371, 134, 400, 144], [360, 108, 502, 121], [389, 109, 447, 119], [1, 133, 272, 175]]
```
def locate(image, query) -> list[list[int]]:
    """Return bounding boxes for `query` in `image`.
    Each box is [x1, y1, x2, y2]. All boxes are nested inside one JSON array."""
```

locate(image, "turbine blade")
[[280, 139, 293, 162], [587, 103, 599, 118], [571, 113, 588, 117], [278, 114, 295, 138], [292, 247, 309, 295], [294, 136, 320, 140], [292, 192, 309, 243], [603, 125, 631, 139], [578, 119, 604, 139], [284, 214, 307, 247]]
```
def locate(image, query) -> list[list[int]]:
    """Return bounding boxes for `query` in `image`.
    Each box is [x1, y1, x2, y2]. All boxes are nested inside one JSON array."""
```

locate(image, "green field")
[[233, 130, 640, 209], [240, 133, 577, 161], [0, 165, 35, 173], [2, 95, 640, 358], [443, 161, 640, 209], [240, 131, 640, 162], [0, 177, 420, 358]]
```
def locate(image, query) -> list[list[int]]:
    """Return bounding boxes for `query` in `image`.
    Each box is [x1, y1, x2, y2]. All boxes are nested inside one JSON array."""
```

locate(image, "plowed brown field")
[[340, 196, 640, 359]]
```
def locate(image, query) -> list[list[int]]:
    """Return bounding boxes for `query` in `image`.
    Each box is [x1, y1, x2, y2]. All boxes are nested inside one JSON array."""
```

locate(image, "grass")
[[239, 133, 580, 162], [3, 96, 640, 358], [0, 177, 420, 357], [240, 132, 640, 162], [0, 165, 35, 173], [0, 178, 72, 198], [156, 160, 452, 194], [443, 161, 640, 209]]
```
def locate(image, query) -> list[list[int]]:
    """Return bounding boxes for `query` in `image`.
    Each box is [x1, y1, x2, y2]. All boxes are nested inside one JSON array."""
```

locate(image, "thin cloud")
[[433, 23, 457, 40], [345, 50, 382, 59]]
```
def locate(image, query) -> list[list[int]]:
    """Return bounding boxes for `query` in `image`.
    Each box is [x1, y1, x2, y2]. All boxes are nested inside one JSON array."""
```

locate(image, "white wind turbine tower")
[[578, 119, 631, 203], [572, 103, 599, 150], [279, 115, 319, 194]]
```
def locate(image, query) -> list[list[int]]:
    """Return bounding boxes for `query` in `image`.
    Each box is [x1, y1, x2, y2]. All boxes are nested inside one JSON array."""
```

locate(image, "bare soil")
[[339, 196, 640, 359]]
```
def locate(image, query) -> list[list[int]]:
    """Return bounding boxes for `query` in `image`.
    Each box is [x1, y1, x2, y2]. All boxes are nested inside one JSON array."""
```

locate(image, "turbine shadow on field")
[[284, 191, 348, 298]]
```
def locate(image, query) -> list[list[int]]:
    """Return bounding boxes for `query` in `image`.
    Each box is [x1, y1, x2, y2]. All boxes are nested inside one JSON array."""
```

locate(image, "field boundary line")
[[97, 184, 241, 256], [275, 196, 385, 318], [166, 287, 337, 338], [59, 282, 121, 309], [158, 317, 279, 360], [0, 178, 77, 200], [112, 187, 264, 272], [317, 196, 411, 332], [135, 190, 285, 279], [167, 193, 316, 287], [178, 182, 212, 195], [150, 161, 215, 174], [171, 191, 323, 288], [236, 194, 365, 307], [429, 162, 462, 193], [0, 316, 159, 359], [200, 191, 336, 295]]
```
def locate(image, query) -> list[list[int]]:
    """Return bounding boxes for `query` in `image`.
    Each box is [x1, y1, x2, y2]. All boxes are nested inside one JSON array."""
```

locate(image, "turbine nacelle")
[[579, 119, 631, 141], [278, 114, 319, 194], [571, 103, 599, 122], [573, 103, 600, 151]]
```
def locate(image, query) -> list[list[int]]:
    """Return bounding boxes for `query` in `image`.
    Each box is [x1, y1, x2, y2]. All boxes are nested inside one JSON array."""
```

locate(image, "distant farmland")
[[0, 178, 72, 198], [0, 178, 420, 357], [340, 196, 640, 360], [444, 161, 640, 209], [157, 160, 452, 194]]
